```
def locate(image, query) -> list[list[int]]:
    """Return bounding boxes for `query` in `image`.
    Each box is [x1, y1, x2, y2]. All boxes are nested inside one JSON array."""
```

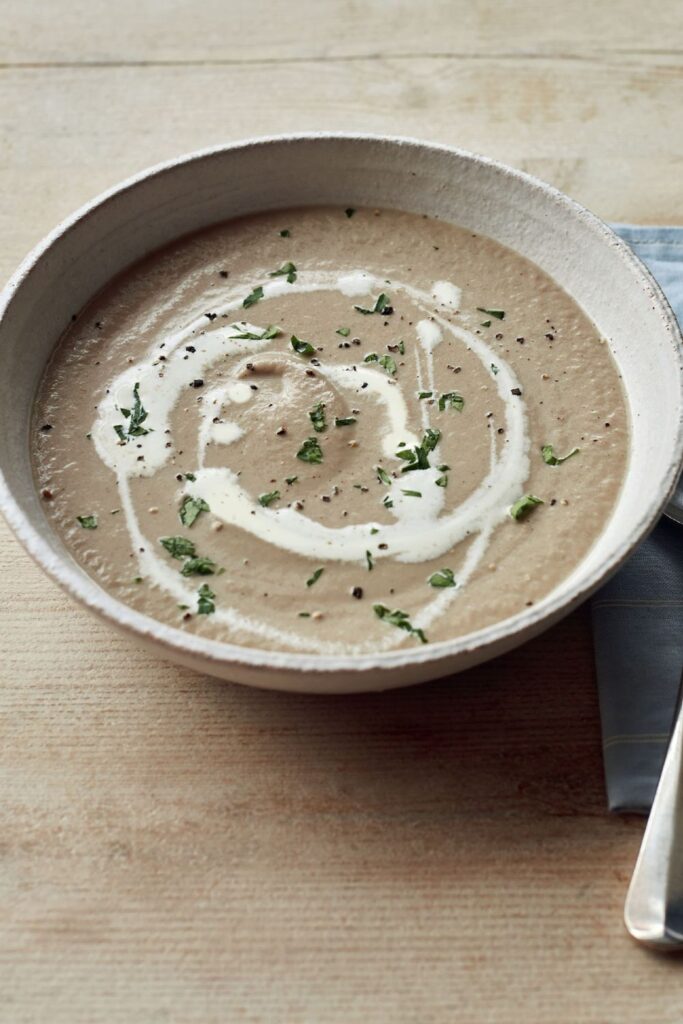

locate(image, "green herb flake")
[[285, 475, 298, 485], [398, 340, 405, 355], [160, 536, 197, 560], [509, 494, 544, 521], [309, 401, 326, 433], [435, 474, 448, 487], [476, 307, 505, 320], [541, 444, 580, 466], [296, 436, 323, 464], [373, 604, 427, 644], [354, 293, 391, 316], [363, 352, 379, 364], [269, 261, 297, 284], [184, 472, 197, 481], [370, 527, 379, 535], [383, 495, 394, 509], [258, 490, 280, 507], [279, 228, 291, 237], [113, 382, 150, 443], [378, 354, 397, 376], [480, 320, 492, 328], [490, 364, 499, 375], [345, 208, 356, 218], [376, 466, 392, 485], [291, 335, 316, 357], [181, 556, 218, 577], [242, 285, 264, 309], [197, 583, 216, 615], [76, 514, 97, 529], [335, 416, 357, 427], [366, 550, 374, 571], [398, 428, 441, 474], [428, 568, 456, 588], [298, 611, 311, 618], [232, 324, 281, 340], [133, 576, 144, 584], [179, 495, 210, 527], [306, 567, 324, 588], [336, 327, 350, 337], [418, 391, 433, 400], [401, 489, 422, 498], [438, 391, 465, 412]]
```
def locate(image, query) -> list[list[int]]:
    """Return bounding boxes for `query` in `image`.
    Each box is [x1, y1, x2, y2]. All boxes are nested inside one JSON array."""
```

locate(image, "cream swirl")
[[91, 270, 530, 654]]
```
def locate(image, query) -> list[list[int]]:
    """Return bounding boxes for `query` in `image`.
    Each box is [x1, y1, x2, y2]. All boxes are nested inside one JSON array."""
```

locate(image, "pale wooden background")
[[1, 2, 683, 1021]]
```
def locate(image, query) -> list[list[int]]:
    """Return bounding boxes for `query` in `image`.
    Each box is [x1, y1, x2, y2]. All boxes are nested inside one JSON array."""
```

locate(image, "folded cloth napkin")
[[592, 225, 683, 814]]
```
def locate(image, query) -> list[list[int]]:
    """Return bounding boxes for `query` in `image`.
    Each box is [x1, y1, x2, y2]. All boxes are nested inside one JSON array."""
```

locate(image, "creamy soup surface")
[[32, 207, 629, 655]]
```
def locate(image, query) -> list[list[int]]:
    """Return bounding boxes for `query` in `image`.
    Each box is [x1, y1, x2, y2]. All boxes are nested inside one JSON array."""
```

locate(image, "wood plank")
[[1, 0, 681, 64], [0, 53, 681, 279]]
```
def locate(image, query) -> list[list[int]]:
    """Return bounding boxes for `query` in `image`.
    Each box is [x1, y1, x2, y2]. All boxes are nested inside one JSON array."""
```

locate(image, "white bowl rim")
[[1, 131, 682, 676]]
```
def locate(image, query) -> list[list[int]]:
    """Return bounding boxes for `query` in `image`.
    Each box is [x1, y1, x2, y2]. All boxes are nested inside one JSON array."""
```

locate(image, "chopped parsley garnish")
[[366, 550, 374, 571], [336, 326, 350, 337], [258, 490, 280, 507], [402, 489, 422, 497], [345, 208, 355, 218], [269, 261, 297, 284], [133, 576, 144, 584], [291, 335, 316, 357], [296, 436, 323, 464], [160, 536, 197, 560], [242, 285, 264, 309], [509, 494, 544, 520], [476, 307, 505, 320], [418, 391, 433, 399], [438, 391, 464, 412], [309, 401, 326, 432], [376, 466, 392, 485], [285, 475, 298, 485], [397, 428, 441, 473], [298, 611, 311, 618], [306, 567, 324, 587], [378, 354, 396, 376], [335, 416, 357, 427], [179, 495, 210, 527], [398, 340, 405, 355], [114, 382, 150, 443], [279, 228, 291, 237], [383, 495, 394, 509], [541, 444, 580, 466], [185, 472, 197, 481], [232, 324, 281, 340], [364, 352, 378, 364], [438, 464, 450, 471], [428, 568, 456, 588], [435, 474, 448, 487], [76, 514, 97, 529], [373, 604, 427, 644], [181, 556, 218, 577], [354, 293, 391, 316], [480, 320, 492, 328], [490, 364, 499, 375], [197, 583, 216, 615]]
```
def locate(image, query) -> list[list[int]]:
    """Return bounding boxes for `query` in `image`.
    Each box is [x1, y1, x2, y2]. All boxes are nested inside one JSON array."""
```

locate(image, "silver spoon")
[[624, 484, 683, 949]]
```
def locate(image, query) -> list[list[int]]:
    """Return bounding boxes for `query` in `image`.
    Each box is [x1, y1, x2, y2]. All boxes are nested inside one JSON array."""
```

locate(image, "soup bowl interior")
[[0, 134, 681, 693]]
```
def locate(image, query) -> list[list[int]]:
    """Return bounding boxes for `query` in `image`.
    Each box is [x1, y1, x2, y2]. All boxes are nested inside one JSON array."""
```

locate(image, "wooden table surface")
[[1, 2, 682, 1020]]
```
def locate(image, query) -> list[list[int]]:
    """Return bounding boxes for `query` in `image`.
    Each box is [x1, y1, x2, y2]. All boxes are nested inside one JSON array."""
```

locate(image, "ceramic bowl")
[[1, 134, 681, 694]]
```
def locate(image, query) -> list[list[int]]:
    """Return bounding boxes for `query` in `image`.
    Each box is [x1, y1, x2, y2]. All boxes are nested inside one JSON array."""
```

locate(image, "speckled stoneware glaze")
[[1, 134, 681, 694]]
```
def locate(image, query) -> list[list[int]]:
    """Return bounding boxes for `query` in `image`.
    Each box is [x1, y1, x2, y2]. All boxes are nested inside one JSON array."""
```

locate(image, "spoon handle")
[[625, 700, 683, 948]]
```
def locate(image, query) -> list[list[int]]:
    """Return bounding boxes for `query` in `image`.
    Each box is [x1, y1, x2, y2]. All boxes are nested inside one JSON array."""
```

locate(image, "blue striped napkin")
[[592, 225, 683, 813]]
